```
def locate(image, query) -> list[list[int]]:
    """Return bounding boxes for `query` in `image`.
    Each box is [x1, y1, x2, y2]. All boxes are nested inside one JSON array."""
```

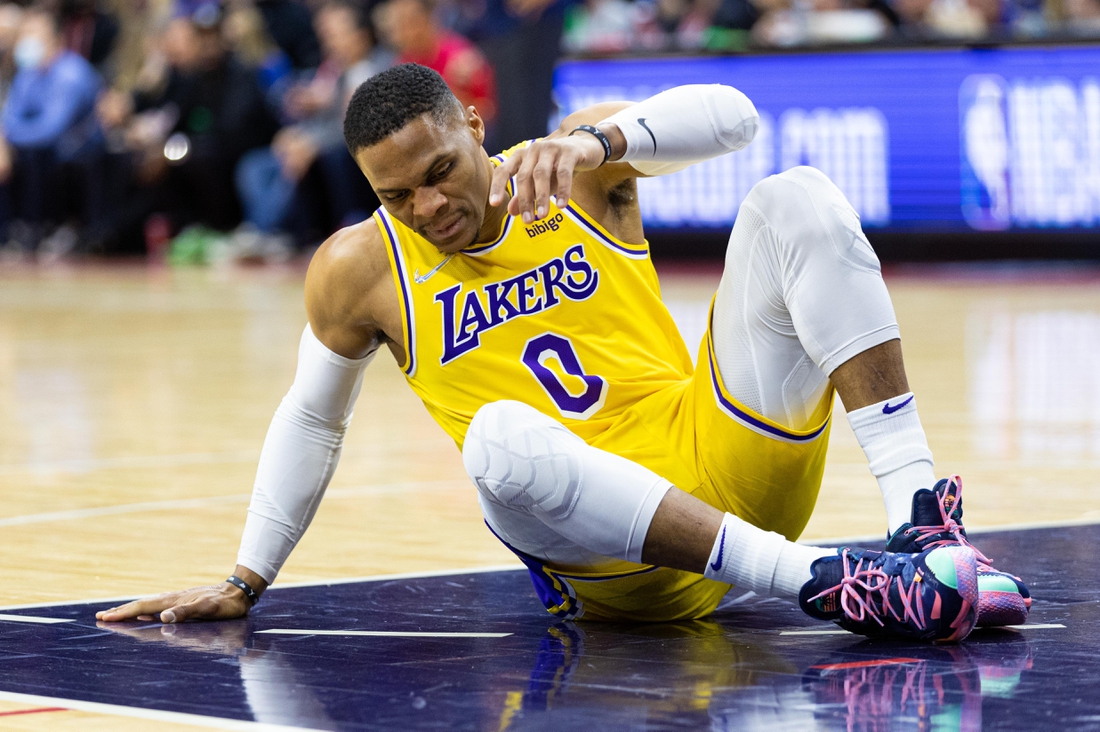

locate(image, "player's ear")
[[465, 106, 485, 146]]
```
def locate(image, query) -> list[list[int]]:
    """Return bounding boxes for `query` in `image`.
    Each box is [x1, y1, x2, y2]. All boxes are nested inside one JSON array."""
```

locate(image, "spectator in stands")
[[0, 3, 23, 103], [563, 0, 640, 53], [59, 0, 119, 74], [255, 0, 322, 71], [449, 0, 559, 151], [0, 5, 104, 258], [224, 4, 293, 97], [1061, 0, 1100, 33], [97, 3, 278, 240], [580, 0, 758, 52], [752, 0, 894, 46], [891, 0, 992, 38], [234, 0, 389, 256], [378, 0, 496, 124]]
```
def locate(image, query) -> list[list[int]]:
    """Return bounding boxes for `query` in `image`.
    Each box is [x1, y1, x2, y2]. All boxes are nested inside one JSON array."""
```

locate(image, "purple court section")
[[0, 523, 1096, 730]]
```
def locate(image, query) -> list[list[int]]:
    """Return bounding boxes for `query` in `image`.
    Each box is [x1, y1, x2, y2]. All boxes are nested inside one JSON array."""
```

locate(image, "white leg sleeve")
[[236, 325, 373, 582], [711, 166, 900, 429], [463, 400, 672, 566]]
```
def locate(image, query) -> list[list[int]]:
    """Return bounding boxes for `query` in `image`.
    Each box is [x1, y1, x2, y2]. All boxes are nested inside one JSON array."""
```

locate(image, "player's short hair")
[[343, 63, 463, 154]]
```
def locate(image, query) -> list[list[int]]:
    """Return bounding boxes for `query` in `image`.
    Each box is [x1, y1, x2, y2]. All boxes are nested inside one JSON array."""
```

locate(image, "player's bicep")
[[304, 225, 389, 360], [547, 102, 634, 140]]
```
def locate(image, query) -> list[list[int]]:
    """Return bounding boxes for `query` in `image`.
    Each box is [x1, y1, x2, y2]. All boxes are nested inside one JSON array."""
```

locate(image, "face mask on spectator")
[[13, 37, 45, 70]]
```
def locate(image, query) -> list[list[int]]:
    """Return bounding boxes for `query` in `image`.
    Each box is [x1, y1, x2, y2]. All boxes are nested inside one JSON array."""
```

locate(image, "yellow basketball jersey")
[[377, 144, 695, 450], [376, 144, 834, 622]]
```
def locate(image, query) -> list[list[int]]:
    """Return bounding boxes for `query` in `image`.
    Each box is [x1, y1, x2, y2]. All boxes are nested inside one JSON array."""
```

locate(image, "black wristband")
[[569, 124, 612, 166], [226, 575, 260, 606]]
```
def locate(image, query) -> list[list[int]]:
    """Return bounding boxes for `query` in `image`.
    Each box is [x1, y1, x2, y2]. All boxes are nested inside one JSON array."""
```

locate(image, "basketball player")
[[98, 64, 1030, 641]]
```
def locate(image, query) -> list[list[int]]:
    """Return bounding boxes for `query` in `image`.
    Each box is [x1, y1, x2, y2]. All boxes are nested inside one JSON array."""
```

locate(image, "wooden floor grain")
[[0, 262, 1097, 611]]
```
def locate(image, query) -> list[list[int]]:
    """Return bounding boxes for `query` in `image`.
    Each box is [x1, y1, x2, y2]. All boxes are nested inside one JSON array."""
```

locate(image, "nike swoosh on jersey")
[[709, 525, 727, 572], [414, 253, 456, 284], [882, 395, 915, 414]]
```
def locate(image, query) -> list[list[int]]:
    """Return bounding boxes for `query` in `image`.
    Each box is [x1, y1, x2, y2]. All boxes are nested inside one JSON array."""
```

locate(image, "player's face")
[[356, 110, 491, 254]]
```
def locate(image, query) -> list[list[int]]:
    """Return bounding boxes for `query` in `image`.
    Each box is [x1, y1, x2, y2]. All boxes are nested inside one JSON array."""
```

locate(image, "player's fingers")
[[554, 148, 577, 209], [531, 147, 558, 220], [510, 143, 542, 223], [96, 595, 177, 622], [161, 597, 219, 624], [489, 151, 522, 207]]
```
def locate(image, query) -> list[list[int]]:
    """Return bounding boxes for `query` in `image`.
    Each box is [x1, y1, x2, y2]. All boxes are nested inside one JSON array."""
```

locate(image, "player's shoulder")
[[307, 217, 390, 293], [305, 217, 394, 341]]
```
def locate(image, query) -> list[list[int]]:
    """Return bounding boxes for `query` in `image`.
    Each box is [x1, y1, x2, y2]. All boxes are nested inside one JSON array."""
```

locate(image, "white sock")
[[703, 512, 835, 600], [845, 391, 936, 535]]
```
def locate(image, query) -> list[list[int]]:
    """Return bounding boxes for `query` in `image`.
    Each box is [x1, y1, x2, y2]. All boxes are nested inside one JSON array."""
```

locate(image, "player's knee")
[[464, 401, 522, 490], [462, 401, 581, 519], [745, 166, 834, 222], [743, 166, 880, 273]]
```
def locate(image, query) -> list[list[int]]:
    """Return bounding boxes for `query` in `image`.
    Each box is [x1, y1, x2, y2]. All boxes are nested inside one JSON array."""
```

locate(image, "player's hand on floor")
[[489, 134, 607, 224], [95, 584, 252, 623]]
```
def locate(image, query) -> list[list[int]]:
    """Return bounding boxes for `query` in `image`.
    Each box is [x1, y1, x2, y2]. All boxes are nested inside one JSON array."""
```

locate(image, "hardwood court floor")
[[1, 262, 1098, 604], [0, 261, 1097, 729]]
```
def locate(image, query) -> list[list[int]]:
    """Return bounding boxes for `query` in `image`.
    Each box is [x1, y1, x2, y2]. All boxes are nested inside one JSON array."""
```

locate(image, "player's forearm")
[[235, 325, 374, 584], [597, 84, 759, 175], [231, 565, 270, 597]]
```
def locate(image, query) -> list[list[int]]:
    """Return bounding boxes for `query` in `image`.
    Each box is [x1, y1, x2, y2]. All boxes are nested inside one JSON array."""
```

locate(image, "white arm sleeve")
[[236, 324, 375, 583], [600, 84, 759, 176]]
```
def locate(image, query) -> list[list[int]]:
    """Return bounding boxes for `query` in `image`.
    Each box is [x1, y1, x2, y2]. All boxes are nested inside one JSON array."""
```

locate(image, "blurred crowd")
[[0, 0, 1093, 261], [0, 0, 559, 260], [566, 0, 1097, 49]]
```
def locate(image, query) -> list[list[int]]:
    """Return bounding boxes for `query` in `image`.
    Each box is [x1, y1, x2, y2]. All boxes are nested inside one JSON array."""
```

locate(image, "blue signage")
[[554, 47, 1100, 231]]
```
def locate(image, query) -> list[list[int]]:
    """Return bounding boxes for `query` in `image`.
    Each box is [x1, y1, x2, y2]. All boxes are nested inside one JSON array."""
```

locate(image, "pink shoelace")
[[807, 548, 928, 630], [902, 474, 992, 565]]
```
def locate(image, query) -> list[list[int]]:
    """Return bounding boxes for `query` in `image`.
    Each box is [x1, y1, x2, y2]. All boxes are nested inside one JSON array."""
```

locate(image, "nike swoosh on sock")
[[709, 525, 727, 571], [882, 395, 915, 414]]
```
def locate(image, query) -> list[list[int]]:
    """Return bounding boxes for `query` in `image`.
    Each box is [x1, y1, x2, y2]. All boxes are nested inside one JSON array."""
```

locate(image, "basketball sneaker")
[[884, 475, 1031, 627], [798, 545, 979, 643]]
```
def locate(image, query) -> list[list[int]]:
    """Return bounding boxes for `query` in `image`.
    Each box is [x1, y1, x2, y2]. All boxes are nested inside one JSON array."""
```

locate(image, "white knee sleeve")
[[712, 166, 900, 429], [463, 400, 672, 564]]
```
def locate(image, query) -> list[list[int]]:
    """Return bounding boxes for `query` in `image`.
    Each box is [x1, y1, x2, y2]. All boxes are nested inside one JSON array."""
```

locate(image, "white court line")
[[0, 479, 470, 528], [0, 450, 257, 476], [780, 623, 1066, 636], [1005, 623, 1066, 630], [0, 614, 73, 624], [256, 629, 512, 638], [0, 690, 322, 731], [0, 563, 525, 611]]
